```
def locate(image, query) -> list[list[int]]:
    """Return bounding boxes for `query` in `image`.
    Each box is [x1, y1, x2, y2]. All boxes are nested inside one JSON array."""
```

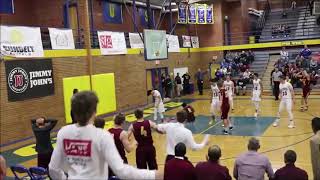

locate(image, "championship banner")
[[48, 28, 75, 50], [206, 4, 214, 24], [5, 59, 54, 102], [97, 31, 127, 55], [197, 4, 206, 24], [129, 33, 144, 49], [0, 0, 14, 14], [191, 36, 199, 48], [188, 4, 197, 24], [103, 1, 123, 24], [0, 26, 44, 57], [139, 8, 155, 28], [166, 34, 180, 52], [182, 35, 191, 48], [178, 3, 187, 24]]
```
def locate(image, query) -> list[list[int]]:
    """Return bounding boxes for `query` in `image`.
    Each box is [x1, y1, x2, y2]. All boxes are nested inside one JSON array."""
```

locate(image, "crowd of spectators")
[[272, 24, 291, 38]]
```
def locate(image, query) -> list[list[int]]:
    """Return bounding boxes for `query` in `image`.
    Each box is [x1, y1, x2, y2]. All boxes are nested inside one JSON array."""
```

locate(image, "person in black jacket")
[[71, 88, 78, 124], [31, 117, 58, 169]]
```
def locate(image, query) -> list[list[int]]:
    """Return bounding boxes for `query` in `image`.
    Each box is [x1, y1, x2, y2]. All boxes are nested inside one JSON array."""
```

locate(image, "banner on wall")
[[206, 4, 214, 24], [178, 3, 188, 24], [197, 4, 206, 24], [48, 28, 75, 50], [0, 0, 14, 14], [191, 36, 199, 48], [0, 26, 44, 57], [182, 35, 191, 48], [97, 31, 127, 55], [103, 1, 123, 24], [188, 4, 197, 24], [5, 59, 54, 102], [139, 8, 155, 28], [166, 34, 180, 52], [129, 33, 144, 49]]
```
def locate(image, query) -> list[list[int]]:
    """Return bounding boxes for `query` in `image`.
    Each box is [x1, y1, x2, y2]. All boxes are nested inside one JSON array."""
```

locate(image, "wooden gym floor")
[[1, 89, 319, 179]]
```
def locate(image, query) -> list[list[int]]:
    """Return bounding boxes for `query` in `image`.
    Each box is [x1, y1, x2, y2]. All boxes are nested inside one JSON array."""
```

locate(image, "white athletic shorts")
[[252, 90, 261, 101], [210, 99, 220, 113], [279, 98, 292, 113]]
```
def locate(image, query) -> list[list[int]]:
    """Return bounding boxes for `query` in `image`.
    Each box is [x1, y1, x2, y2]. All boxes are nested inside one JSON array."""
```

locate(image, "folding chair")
[[29, 167, 49, 180], [10, 165, 33, 180]]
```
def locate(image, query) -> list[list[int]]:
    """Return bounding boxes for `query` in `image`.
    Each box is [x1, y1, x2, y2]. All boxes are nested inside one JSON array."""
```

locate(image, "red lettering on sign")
[[14, 75, 24, 87], [63, 139, 92, 157], [99, 35, 113, 48]]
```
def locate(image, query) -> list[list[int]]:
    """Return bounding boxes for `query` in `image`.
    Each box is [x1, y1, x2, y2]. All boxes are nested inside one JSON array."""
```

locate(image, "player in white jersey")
[[147, 89, 165, 122], [252, 73, 263, 118], [223, 75, 235, 110], [273, 75, 295, 128], [209, 80, 220, 125]]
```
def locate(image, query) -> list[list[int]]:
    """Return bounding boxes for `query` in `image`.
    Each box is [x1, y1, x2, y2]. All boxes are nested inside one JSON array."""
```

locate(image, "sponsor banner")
[[5, 59, 54, 102], [166, 34, 180, 52], [182, 35, 192, 48], [103, 1, 123, 24], [97, 31, 127, 55], [0, 0, 14, 14], [48, 28, 75, 50], [206, 4, 214, 24], [197, 4, 206, 24], [191, 36, 199, 48], [129, 33, 144, 49], [178, 3, 188, 24], [188, 4, 197, 24], [0, 26, 44, 57], [139, 8, 155, 28]]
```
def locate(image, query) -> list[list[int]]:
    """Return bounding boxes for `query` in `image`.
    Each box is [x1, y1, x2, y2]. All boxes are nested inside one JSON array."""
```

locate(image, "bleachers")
[[249, 51, 270, 76]]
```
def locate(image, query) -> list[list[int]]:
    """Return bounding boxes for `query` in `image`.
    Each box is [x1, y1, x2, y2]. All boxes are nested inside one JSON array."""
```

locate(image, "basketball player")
[[252, 73, 263, 118], [273, 75, 295, 128], [209, 80, 220, 125], [128, 109, 158, 170], [219, 82, 233, 135], [300, 70, 311, 111], [223, 75, 235, 111], [147, 90, 165, 122]]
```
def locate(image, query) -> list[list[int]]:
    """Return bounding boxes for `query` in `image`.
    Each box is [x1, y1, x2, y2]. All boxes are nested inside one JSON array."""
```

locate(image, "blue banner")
[[197, 4, 206, 24], [206, 5, 213, 24], [0, 0, 14, 14], [103, 1, 123, 24], [139, 8, 155, 28], [178, 3, 187, 24], [188, 4, 197, 24]]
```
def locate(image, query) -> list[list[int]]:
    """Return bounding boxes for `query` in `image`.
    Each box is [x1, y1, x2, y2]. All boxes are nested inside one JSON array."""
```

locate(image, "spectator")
[[0, 155, 6, 180], [309, 0, 314, 16], [236, 76, 247, 96], [311, 117, 320, 180], [300, 45, 312, 60], [233, 137, 274, 180], [182, 103, 196, 123], [164, 75, 173, 98], [310, 58, 319, 71], [310, 70, 319, 85], [272, 68, 283, 100], [182, 72, 191, 94], [71, 88, 79, 124], [31, 117, 57, 169], [274, 150, 308, 180], [164, 143, 196, 180], [195, 145, 232, 180], [94, 117, 105, 128], [243, 69, 251, 84], [175, 73, 183, 97], [291, 1, 297, 10], [280, 47, 289, 63], [195, 68, 206, 95], [49, 91, 161, 179], [248, 50, 255, 63]]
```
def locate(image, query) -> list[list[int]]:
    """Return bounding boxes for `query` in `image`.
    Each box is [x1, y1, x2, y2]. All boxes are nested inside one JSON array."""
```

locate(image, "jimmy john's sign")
[[5, 59, 54, 101]]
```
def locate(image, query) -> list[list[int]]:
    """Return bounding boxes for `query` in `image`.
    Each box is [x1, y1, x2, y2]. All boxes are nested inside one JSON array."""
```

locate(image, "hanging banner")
[[48, 28, 75, 50], [197, 4, 206, 24], [103, 1, 123, 24], [97, 31, 127, 55], [178, 3, 187, 24], [0, 26, 44, 57], [139, 8, 155, 28], [5, 59, 54, 102], [0, 0, 14, 14], [188, 4, 197, 24], [182, 35, 191, 48], [206, 4, 214, 24], [129, 33, 144, 49], [166, 34, 180, 52], [191, 36, 199, 48]]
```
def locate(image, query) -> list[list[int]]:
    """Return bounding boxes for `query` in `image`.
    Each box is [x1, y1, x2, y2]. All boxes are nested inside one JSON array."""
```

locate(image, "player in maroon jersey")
[[128, 109, 158, 170], [219, 82, 233, 135], [300, 70, 311, 111]]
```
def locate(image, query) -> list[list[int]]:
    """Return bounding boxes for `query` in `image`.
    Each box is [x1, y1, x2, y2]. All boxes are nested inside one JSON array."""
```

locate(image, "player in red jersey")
[[128, 109, 158, 170], [300, 70, 311, 111], [219, 82, 233, 135]]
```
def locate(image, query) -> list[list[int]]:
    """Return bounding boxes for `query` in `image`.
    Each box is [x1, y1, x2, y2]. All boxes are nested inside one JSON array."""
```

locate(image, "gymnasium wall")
[[0, 51, 222, 145]]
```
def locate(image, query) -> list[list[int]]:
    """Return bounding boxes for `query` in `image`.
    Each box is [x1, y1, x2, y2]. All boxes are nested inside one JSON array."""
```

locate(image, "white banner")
[[182, 35, 191, 48], [129, 33, 144, 49], [48, 28, 75, 50], [166, 35, 180, 52], [97, 31, 127, 55], [174, 67, 188, 77], [191, 36, 199, 48], [0, 26, 44, 57]]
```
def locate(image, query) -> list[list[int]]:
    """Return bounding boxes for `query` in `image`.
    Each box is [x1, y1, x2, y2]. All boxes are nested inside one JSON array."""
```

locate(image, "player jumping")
[[252, 73, 263, 118]]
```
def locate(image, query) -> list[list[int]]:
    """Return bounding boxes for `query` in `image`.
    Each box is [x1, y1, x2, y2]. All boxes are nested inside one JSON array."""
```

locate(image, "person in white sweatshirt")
[[49, 91, 162, 180]]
